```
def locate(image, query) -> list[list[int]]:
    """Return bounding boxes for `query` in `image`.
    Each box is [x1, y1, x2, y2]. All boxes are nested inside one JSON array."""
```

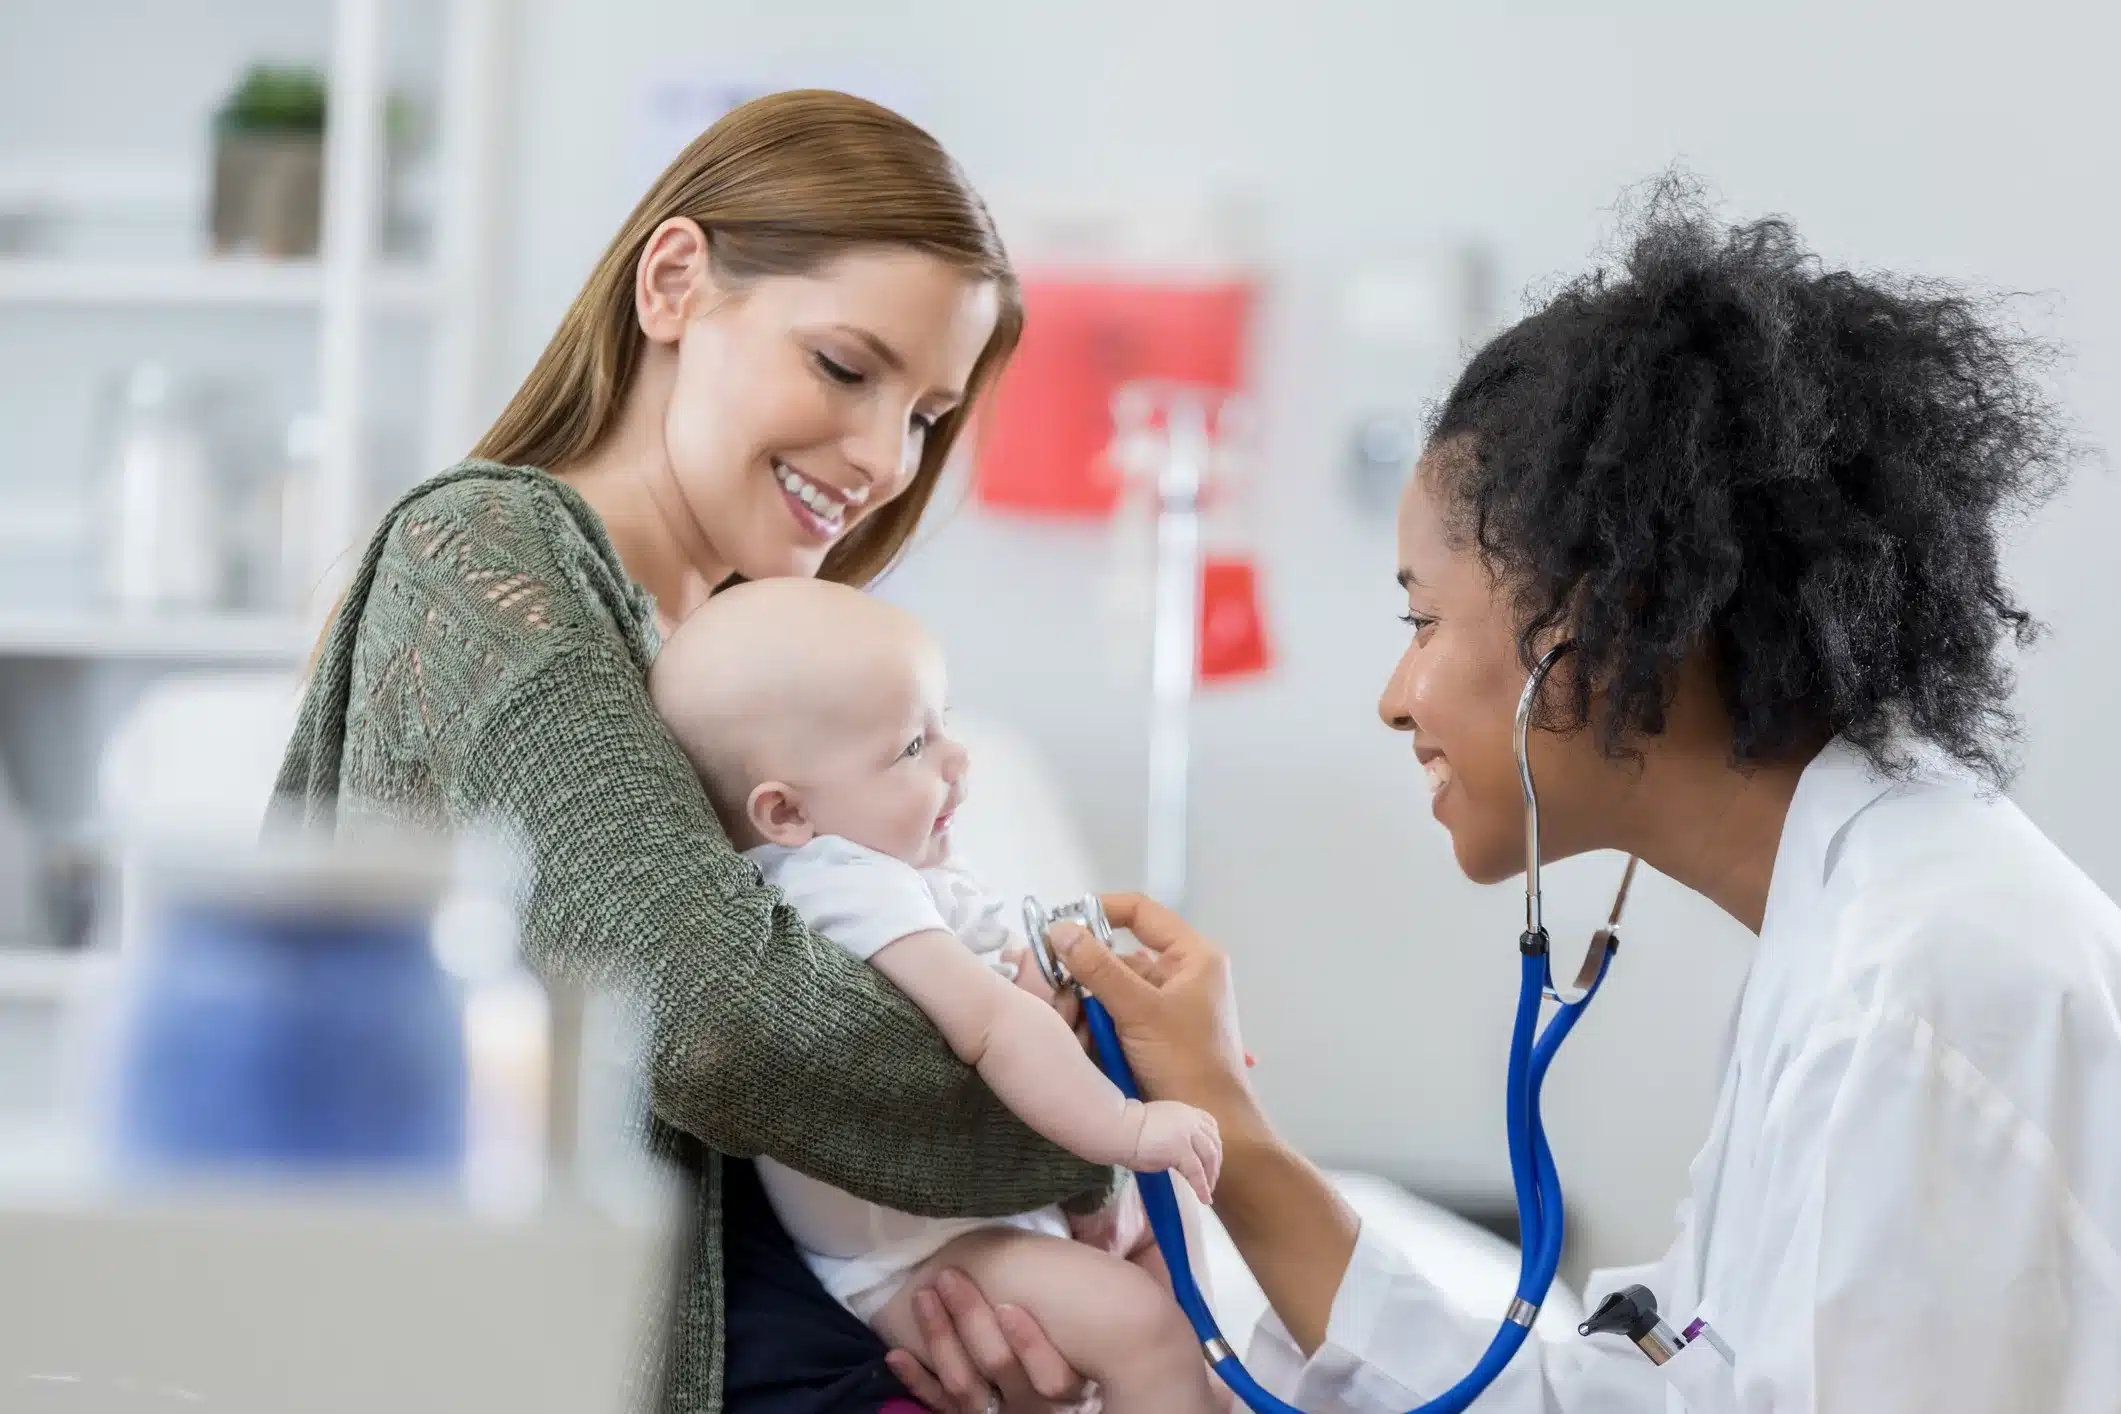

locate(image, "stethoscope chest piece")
[[1021, 893, 1113, 993]]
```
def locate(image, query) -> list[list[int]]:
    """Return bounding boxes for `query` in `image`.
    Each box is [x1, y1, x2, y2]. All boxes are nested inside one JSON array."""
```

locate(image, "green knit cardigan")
[[274, 462, 1110, 1411]]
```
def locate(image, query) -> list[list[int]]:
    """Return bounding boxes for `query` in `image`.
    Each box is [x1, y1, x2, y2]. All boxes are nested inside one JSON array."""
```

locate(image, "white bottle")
[[98, 364, 218, 611]]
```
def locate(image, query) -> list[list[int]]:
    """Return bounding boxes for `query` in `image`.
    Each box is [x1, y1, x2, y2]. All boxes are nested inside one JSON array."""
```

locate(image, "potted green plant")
[[210, 64, 328, 258]]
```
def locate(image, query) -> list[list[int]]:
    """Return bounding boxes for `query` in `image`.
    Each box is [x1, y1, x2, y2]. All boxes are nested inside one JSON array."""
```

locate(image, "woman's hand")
[[1052, 894, 1256, 1125], [885, 1270, 1098, 1413]]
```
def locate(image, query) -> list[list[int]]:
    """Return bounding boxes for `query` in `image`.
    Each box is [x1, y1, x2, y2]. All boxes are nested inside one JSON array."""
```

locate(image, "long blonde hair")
[[473, 89, 1022, 588]]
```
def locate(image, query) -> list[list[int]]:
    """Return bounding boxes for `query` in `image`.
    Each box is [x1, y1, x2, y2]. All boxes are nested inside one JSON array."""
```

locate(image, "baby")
[[650, 578, 1226, 1414]]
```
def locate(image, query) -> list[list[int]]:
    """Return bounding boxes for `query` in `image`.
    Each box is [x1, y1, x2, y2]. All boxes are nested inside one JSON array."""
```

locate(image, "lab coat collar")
[[1758, 737, 1900, 942]]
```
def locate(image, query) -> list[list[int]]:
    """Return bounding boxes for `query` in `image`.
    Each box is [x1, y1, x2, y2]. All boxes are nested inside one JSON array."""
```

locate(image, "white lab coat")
[[1250, 738, 2121, 1412]]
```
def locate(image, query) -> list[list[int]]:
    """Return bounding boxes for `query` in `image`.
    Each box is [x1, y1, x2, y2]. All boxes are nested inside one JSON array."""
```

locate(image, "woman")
[[275, 92, 1115, 1414], [894, 194, 2121, 1412]]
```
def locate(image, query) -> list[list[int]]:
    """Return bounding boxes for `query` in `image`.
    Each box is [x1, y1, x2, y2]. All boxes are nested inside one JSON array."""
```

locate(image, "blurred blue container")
[[113, 840, 467, 1178]]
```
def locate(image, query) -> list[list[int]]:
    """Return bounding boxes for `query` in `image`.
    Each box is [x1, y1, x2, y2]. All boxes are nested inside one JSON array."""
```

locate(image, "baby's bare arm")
[[871, 930, 1147, 1165]]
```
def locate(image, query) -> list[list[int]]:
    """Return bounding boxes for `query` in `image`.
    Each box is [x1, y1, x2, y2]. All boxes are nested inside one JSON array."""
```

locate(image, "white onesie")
[[748, 835, 1071, 1320]]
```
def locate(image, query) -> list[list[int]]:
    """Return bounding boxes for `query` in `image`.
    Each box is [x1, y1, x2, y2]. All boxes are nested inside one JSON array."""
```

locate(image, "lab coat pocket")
[[1660, 1335, 1740, 1414]]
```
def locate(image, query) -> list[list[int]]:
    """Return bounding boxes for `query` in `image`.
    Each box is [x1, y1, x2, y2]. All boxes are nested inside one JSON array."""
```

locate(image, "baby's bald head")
[[650, 579, 961, 859]]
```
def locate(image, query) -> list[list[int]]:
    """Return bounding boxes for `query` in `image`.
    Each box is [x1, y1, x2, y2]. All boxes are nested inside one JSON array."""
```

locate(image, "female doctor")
[[889, 193, 2121, 1412]]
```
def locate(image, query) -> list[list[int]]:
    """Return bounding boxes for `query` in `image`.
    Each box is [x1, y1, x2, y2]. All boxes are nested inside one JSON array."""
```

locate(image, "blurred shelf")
[[0, 257, 434, 312], [0, 610, 308, 664]]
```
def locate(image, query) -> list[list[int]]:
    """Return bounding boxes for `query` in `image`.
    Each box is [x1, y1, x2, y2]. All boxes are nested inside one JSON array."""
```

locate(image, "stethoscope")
[[1024, 641, 1640, 1413]]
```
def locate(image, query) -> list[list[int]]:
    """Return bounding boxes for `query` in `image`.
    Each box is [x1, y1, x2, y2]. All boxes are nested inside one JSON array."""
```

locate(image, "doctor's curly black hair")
[[1428, 180, 2074, 784]]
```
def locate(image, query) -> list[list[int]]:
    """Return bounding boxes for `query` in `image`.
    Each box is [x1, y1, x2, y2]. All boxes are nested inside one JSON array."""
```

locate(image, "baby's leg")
[[1124, 1179, 1211, 1291], [1127, 1186, 1235, 1413], [875, 1227, 1218, 1414]]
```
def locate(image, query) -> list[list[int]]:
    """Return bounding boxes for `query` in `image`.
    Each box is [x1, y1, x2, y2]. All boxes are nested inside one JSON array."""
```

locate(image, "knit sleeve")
[[363, 477, 1113, 1218]]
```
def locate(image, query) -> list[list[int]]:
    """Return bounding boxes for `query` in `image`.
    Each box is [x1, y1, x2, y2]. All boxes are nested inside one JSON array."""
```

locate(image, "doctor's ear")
[[636, 217, 723, 343], [746, 782, 814, 848]]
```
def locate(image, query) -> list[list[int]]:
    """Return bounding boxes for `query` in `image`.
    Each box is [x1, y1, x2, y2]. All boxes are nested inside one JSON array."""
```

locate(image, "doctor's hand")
[[1053, 894, 1257, 1130]]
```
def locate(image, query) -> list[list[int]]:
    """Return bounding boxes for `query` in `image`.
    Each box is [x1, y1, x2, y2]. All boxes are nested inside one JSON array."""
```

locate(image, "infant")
[[650, 578, 1225, 1414]]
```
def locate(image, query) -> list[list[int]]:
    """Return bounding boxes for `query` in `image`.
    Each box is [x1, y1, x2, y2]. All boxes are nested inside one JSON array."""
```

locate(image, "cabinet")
[[0, 0, 509, 945]]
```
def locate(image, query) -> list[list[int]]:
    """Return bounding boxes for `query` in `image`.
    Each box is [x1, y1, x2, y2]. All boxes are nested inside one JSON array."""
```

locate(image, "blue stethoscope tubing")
[[1078, 943, 1609, 1413], [1035, 642, 1635, 1413]]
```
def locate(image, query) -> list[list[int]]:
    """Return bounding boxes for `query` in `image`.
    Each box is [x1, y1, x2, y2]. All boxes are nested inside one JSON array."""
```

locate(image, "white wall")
[[495, 0, 2121, 1275]]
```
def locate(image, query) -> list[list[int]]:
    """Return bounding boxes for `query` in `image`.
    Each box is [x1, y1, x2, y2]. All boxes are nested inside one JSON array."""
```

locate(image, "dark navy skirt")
[[721, 1157, 921, 1413]]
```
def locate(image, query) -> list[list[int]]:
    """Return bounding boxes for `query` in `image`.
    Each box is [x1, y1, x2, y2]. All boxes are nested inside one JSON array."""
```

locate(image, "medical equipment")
[[1024, 641, 1638, 1414], [1578, 1284, 1684, 1365], [982, 347, 1264, 909], [1143, 385, 1210, 907]]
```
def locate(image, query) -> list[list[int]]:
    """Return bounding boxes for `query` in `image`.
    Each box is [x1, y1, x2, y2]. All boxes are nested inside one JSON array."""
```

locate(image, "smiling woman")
[[899, 181, 2121, 1414], [274, 91, 1112, 1414], [555, 238, 998, 618]]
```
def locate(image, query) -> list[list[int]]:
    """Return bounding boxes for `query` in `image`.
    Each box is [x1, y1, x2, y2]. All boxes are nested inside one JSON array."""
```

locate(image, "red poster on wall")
[[974, 278, 1256, 519]]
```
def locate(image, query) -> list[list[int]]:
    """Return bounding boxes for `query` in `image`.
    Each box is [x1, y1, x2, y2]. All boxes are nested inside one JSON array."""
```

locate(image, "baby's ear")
[[747, 782, 813, 848]]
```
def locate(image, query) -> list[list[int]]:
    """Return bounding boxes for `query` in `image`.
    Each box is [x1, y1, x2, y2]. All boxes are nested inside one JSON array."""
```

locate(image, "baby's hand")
[[1129, 1100, 1222, 1204]]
